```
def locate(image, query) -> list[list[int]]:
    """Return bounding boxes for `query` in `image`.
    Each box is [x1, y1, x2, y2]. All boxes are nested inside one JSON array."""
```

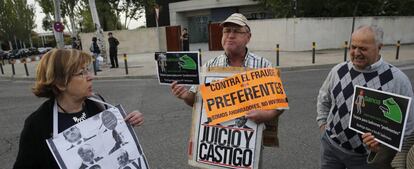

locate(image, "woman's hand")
[[124, 110, 144, 127]]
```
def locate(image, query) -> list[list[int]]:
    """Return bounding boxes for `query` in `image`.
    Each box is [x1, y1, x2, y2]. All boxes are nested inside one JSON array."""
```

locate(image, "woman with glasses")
[[13, 49, 144, 169]]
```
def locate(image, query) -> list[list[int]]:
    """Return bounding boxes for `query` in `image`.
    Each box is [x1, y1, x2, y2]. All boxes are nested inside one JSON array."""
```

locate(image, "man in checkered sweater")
[[317, 25, 414, 169]]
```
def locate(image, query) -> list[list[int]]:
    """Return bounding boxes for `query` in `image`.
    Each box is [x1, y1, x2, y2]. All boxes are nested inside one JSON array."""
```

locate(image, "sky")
[[27, 0, 146, 33]]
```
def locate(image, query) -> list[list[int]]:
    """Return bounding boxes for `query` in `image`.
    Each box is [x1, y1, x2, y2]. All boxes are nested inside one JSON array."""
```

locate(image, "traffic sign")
[[54, 22, 64, 32]]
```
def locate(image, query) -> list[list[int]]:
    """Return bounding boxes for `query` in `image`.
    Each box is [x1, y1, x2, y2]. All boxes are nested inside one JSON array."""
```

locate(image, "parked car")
[[38, 47, 52, 54], [8, 49, 19, 59], [0, 50, 8, 63], [0, 50, 7, 58], [28, 47, 40, 55], [8, 49, 31, 59]]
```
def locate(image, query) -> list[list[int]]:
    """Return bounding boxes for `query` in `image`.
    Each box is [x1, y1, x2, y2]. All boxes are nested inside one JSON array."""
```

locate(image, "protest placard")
[[200, 68, 289, 124], [349, 85, 412, 151], [155, 51, 200, 85], [188, 67, 265, 169], [46, 105, 150, 169]]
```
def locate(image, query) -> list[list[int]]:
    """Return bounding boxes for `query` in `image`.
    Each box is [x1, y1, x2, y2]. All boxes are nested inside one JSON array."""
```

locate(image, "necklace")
[[72, 112, 87, 123], [57, 101, 87, 123]]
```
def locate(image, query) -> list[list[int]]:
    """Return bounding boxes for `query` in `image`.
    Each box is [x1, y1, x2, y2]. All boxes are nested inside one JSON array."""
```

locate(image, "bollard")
[[92, 58, 97, 76], [124, 53, 128, 75], [24, 60, 29, 76], [343, 41, 348, 62], [396, 40, 400, 60], [198, 48, 202, 66], [11, 60, 15, 75], [276, 44, 280, 66], [312, 42, 316, 64], [0, 62, 3, 75]]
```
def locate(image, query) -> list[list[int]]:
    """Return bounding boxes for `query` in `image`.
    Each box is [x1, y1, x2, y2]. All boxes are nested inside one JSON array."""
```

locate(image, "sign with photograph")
[[188, 68, 264, 169], [46, 105, 150, 169], [155, 51, 200, 85], [199, 68, 289, 124], [349, 85, 412, 151]]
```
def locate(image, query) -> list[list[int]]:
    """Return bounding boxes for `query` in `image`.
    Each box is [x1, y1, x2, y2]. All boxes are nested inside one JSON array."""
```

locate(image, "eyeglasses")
[[222, 27, 249, 35], [73, 68, 91, 78]]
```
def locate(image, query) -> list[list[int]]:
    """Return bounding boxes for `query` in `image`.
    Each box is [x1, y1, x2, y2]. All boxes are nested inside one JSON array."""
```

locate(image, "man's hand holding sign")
[[200, 68, 288, 125]]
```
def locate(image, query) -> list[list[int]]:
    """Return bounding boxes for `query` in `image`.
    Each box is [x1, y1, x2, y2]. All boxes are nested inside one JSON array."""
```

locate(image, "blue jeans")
[[93, 53, 100, 70], [320, 133, 377, 169]]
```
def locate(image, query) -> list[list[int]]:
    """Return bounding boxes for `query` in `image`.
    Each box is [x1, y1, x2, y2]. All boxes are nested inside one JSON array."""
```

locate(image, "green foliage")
[[0, 0, 35, 48], [111, 0, 153, 29], [95, 1, 121, 31], [257, 0, 414, 17]]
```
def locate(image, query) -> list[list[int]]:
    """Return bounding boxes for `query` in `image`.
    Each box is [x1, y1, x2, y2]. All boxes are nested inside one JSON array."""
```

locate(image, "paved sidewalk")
[[1, 43, 413, 80]]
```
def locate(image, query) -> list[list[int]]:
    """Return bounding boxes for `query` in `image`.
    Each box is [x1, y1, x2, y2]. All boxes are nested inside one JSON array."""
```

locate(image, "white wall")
[[79, 16, 414, 54], [80, 27, 167, 55], [249, 16, 414, 51]]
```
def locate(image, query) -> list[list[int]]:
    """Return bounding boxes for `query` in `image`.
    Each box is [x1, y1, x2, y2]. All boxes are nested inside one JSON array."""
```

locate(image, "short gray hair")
[[356, 25, 384, 45]]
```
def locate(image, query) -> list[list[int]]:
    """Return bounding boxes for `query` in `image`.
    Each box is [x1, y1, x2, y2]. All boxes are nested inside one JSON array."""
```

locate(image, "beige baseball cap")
[[221, 13, 250, 30]]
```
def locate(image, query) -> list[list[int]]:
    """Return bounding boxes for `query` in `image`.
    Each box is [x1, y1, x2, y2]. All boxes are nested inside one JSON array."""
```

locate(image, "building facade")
[[146, 0, 271, 43]]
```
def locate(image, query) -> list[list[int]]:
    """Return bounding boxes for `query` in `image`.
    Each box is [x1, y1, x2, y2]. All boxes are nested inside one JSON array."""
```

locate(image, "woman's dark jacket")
[[13, 98, 104, 169]]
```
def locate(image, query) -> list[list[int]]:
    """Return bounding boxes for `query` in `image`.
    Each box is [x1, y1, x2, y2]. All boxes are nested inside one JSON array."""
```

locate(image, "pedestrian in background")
[[108, 32, 120, 68], [90, 37, 102, 71], [72, 37, 80, 50], [181, 28, 189, 51]]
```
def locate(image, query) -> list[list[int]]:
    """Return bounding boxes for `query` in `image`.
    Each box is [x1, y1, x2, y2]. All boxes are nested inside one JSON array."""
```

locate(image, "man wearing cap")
[[170, 13, 283, 168]]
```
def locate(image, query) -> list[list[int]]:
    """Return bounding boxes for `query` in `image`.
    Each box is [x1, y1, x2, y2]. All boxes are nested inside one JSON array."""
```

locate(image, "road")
[[1, 65, 413, 169]]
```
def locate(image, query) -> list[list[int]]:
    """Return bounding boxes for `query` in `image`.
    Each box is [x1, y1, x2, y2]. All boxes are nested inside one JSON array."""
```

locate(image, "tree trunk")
[[29, 33, 33, 48], [69, 16, 77, 38], [9, 41, 13, 50], [89, 0, 107, 62]]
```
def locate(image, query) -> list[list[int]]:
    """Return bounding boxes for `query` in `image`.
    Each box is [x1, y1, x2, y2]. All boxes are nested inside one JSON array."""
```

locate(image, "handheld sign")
[[349, 85, 412, 151], [189, 67, 271, 169], [155, 51, 200, 85], [46, 105, 150, 169], [200, 68, 289, 124]]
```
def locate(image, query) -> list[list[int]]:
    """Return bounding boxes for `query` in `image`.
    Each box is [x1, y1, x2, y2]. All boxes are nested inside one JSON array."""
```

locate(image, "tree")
[[256, 0, 414, 18], [76, 0, 121, 32], [107, 0, 154, 29], [0, 0, 35, 49], [256, 0, 294, 18], [61, 0, 81, 37], [37, 0, 82, 37]]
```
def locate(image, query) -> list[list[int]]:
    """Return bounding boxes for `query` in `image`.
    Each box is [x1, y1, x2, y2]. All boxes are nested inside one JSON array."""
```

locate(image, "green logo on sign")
[[380, 98, 403, 123], [178, 55, 196, 70]]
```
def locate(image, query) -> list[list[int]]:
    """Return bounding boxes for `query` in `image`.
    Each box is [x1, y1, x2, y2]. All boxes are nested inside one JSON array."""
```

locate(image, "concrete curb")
[[1, 60, 413, 81], [279, 64, 337, 72], [0, 74, 158, 81]]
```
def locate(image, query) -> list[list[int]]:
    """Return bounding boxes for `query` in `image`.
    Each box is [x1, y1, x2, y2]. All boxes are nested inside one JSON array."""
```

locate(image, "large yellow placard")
[[200, 68, 289, 124]]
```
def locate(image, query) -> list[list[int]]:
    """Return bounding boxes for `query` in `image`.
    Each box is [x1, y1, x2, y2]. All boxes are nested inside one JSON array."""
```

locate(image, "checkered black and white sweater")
[[317, 58, 414, 154]]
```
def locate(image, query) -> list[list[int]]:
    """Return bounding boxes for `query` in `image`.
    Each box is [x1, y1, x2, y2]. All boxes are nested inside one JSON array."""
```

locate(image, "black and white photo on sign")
[[189, 73, 263, 169], [349, 85, 412, 151], [47, 105, 149, 169], [62, 126, 96, 151]]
